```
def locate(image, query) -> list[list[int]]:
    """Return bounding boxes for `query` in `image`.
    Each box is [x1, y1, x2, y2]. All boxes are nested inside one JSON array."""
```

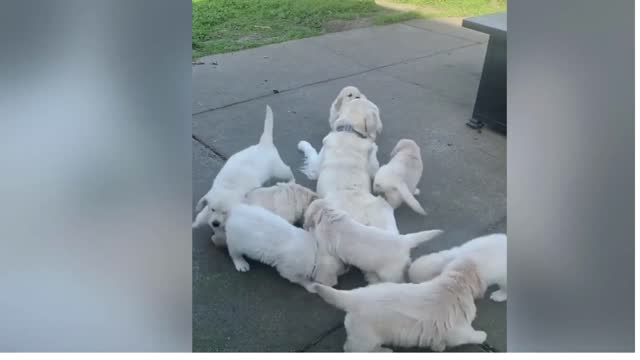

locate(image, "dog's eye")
[[210, 208, 215, 212], [347, 94, 352, 98]]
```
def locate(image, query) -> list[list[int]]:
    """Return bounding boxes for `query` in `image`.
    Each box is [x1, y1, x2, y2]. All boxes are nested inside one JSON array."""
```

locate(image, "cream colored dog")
[[224, 204, 343, 290], [409, 233, 507, 302], [328, 86, 381, 135], [373, 139, 426, 215], [304, 199, 442, 284], [299, 94, 394, 232], [244, 182, 318, 225], [192, 105, 295, 246], [312, 257, 488, 352]]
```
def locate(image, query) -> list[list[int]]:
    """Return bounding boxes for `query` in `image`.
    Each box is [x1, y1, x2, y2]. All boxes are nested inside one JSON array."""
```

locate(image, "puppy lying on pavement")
[[409, 233, 507, 302], [304, 199, 442, 284], [224, 204, 344, 291], [373, 139, 426, 215], [192, 105, 294, 246], [311, 257, 488, 352], [244, 182, 318, 225]]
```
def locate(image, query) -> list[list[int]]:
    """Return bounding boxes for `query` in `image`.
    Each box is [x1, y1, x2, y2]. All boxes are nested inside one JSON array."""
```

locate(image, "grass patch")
[[192, 0, 506, 58], [373, 10, 422, 25], [385, 0, 506, 17], [193, 0, 384, 58]]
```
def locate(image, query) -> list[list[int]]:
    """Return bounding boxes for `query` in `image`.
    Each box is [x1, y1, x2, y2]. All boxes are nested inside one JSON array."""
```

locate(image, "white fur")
[[312, 257, 488, 352], [409, 233, 507, 302], [374, 139, 426, 215], [329, 86, 370, 131], [192, 105, 295, 246], [304, 199, 442, 284], [244, 182, 318, 225], [224, 204, 343, 290], [298, 96, 394, 233]]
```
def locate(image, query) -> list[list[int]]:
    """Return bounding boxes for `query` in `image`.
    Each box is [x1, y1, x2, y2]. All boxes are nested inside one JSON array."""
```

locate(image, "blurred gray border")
[[0, 0, 192, 351], [508, 0, 634, 352]]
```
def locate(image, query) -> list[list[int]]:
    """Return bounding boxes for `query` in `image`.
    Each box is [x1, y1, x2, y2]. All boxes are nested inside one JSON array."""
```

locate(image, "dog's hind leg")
[[490, 284, 507, 302], [273, 158, 295, 183], [445, 324, 487, 348], [344, 315, 385, 352]]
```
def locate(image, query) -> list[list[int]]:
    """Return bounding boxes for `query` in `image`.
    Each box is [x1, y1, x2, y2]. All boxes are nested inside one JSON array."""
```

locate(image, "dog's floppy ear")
[[364, 109, 380, 140], [371, 105, 382, 134], [195, 195, 207, 212], [303, 199, 322, 230], [331, 94, 344, 117], [192, 207, 209, 229]]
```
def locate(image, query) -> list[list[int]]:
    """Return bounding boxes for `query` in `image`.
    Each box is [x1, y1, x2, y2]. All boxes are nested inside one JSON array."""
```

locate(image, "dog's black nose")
[[212, 221, 220, 227]]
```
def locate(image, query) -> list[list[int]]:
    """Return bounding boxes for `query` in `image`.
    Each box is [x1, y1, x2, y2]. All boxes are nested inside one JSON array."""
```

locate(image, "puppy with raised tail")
[[244, 182, 318, 225], [409, 233, 507, 302], [192, 105, 295, 247], [304, 199, 442, 284], [373, 139, 426, 215], [311, 257, 488, 352], [224, 204, 343, 290]]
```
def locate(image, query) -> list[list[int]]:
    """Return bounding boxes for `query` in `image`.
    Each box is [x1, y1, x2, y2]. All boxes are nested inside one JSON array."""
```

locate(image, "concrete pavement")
[[192, 19, 505, 352]]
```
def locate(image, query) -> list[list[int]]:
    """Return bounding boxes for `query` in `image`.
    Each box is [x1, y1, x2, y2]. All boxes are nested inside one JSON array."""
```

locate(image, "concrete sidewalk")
[[192, 18, 505, 352]]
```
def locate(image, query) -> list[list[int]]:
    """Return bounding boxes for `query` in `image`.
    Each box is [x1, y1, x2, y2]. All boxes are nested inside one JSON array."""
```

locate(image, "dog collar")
[[335, 124, 368, 139]]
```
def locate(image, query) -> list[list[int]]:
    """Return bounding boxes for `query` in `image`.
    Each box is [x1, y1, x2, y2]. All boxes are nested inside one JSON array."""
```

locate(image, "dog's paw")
[[472, 330, 487, 343], [232, 258, 250, 272], [490, 290, 507, 302], [297, 140, 312, 152]]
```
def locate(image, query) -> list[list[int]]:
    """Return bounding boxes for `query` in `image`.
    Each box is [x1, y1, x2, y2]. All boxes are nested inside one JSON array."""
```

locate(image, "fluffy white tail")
[[312, 283, 355, 311], [259, 105, 274, 145], [402, 229, 443, 249], [397, 182, 426, 215]]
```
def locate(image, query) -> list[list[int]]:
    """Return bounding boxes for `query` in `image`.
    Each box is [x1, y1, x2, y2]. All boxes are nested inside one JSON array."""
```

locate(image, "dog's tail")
[[259, 105, 274, 145], [397, 182, 426, 215], [402, 229, 443, 249], [311, 283, 355, 311]]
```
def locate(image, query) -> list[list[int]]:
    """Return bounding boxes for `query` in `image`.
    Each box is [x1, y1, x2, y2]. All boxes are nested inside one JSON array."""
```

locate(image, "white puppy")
[[328, 86, 381, 134], [409, 233, 507, 302], [192, 105, 295, 246], [304, 199, 442, 284], [244, 182, 318, 225], [224, 204, 343, 290], [312, 257, 488, 352], [373, 139, 426, 215], [299, 96, 394, 234]]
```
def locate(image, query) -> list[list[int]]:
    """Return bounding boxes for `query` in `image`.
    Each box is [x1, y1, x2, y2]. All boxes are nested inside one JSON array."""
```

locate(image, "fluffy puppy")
[[409, 233, 507, 302], [244, 182, 318, 225], [224, 204, 343, 290], [312, 257, 487, 352], [299, 98, 383, 186], [192, 105, 295, 246], [329, 86, 374, 130], [304, 199, 442, 284], [373, 139, 426, 215]]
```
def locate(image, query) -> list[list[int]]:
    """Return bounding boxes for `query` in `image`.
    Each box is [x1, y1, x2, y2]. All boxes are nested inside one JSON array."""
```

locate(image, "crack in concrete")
[[193, 134, 228, 161], [297, 323, 343, 352]]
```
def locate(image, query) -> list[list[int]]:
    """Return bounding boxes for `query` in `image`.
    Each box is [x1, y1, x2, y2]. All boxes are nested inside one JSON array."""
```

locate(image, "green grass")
[[386, 0, 506, 17], [192, 0, 506, 58], [193, 0, 384, 58], [373, 10, 422, 25]]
